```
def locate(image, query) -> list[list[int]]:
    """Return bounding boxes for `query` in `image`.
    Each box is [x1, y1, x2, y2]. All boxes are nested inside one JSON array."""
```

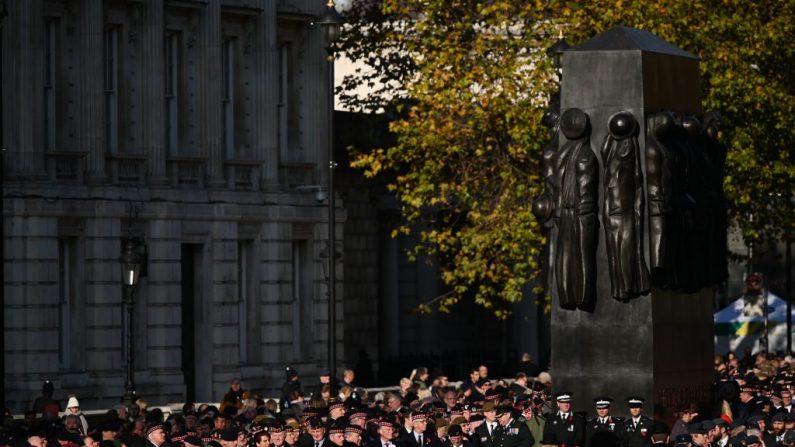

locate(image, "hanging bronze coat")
[[532, 100, 562, 310], [645, 111, 677, 288], [554, 108, 599, 310], [672, 116, 704, 293], [600, 111, 650, 301], [533, 102, 562, 229]]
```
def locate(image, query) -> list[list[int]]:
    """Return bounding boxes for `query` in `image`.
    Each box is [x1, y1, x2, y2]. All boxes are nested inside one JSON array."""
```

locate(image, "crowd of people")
[[3, 350, 795, 447]]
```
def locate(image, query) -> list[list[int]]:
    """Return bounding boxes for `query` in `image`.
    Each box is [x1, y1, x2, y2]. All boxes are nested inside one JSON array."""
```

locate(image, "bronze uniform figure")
[[600, 111, 650, 301]]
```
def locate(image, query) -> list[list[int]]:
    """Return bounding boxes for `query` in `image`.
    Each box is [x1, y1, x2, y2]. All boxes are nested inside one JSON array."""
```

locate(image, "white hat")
[[67, 396, 80, 408]]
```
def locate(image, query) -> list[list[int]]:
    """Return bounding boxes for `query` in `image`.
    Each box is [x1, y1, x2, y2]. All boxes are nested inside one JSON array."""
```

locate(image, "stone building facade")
[[2, 0, 551, 414], [2, 0, 344, 411]]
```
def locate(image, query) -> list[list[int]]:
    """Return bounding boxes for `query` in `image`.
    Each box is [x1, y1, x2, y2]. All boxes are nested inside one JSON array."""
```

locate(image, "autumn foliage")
[[337, 0, 795, 317]]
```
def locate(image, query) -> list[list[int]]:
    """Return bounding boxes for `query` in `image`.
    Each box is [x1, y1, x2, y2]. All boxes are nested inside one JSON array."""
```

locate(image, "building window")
[[291, 241, 312, 360], [165, 31, 180, 156], [44, 18, 58, 151], [238, 240, 259, 364], [104, 25, 120, 154], [222, 37, 237, 159], [58, 237, 84, 371], [237, 240, 248, 363], [278, 43, 302, 162]]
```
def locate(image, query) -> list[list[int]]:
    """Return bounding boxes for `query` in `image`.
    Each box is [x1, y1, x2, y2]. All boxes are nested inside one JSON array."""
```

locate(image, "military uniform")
[[475, 423, 498, 447], [585, 417, 622, 447], [445, 425, 475, 447], [493, 418, 534, 447], [542, 393, 585, 447], [444, 439, 475, 447], [585, 397, 621, 447], [543, 412, 585, 447], [618, 398, 654, 447]]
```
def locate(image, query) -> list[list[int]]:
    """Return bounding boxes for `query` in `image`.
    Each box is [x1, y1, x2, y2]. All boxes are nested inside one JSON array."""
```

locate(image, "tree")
[[338, 0, 795, 318]]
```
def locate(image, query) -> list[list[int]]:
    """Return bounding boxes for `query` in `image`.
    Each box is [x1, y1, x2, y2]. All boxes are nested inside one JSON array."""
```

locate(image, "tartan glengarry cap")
[[328, 423, 345, 435], [146, 424, 165, 437], [329, 401, 346, 411], [344, 425, 363, 436]]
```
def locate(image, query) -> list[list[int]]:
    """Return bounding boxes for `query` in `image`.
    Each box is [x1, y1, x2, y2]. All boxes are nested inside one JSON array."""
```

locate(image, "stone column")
[[141, 0, 167, 184], [5, 0, 46, 175], [304, 26, 327, 183], [79, 0, 106, 183], [253, 0, 280, 189], [196, 0, 224, 187]]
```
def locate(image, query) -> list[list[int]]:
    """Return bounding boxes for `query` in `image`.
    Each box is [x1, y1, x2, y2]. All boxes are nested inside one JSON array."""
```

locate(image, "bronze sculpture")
[[645, 111, 677, 288], [673, 115, 703, 292], [554, 108, 599, 310], [533, 99, 562, 309], [532, 99, 562, 228], [600, 111, 650, 301]]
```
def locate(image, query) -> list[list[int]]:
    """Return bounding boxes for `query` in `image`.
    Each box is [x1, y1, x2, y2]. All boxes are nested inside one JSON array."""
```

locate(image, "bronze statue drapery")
[[554, 108, 599, 310], [600, 111, 650, 301], [645, 111, 677, 287]]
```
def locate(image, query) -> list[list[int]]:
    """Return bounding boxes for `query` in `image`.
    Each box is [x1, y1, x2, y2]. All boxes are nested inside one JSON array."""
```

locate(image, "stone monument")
[[534, 27, 728, 416]]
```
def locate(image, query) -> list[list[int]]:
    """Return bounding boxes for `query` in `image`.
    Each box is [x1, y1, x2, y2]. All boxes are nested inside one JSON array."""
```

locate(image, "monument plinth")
[[536, 27, 727, 417]]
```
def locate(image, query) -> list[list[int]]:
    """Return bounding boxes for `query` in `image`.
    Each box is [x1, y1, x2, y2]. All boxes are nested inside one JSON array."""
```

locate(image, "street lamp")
[[316, 0, 344, 56], [119, 236, 144, 406], [317, 0, 344, 390], [546, 29, 570, 81]]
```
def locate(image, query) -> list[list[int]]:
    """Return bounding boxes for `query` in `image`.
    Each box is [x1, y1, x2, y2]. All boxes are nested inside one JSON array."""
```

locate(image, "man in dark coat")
[[475, 403, 499, 447], [542, 392, 585, 447], [617, 398, 654, 447], [445, 425, 474, 447], [345, 425, 365, 447], [508, 375, 532, 398], [220, 378, 245, 415], [366, 420, 399, 447], [492, 406, 534, 447], [32, 381, 61, 417], [145, 424, 169, 447], [585, 397, 621, 447], [281, 367, 303, 408], [401, 413, 442, 447]]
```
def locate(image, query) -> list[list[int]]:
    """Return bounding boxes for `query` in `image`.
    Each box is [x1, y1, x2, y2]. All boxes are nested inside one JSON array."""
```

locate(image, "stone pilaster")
[[303, 25, 328, 183], [141, 0, 167, 184], [253, 0, 280, 189], [6, 0, 46, 175], [196, 0, 224, 187], [79, 0, 106, 183]]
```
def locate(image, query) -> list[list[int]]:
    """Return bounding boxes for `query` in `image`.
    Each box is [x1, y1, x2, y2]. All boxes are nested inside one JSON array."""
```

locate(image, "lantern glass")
[[120, 240, 142, 287]]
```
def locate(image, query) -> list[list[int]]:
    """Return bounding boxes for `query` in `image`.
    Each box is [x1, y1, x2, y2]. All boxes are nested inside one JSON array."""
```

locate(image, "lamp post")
[[546, 30, 570, 81], [119, 236, 143, 406], [316, 0, 344, 389], [1, 1, 8, 427]]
